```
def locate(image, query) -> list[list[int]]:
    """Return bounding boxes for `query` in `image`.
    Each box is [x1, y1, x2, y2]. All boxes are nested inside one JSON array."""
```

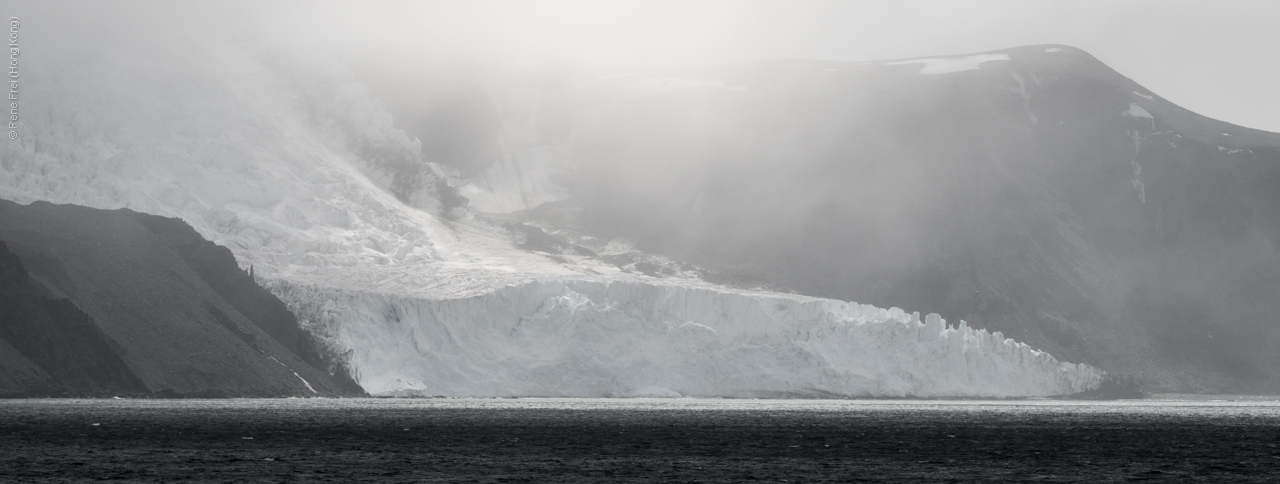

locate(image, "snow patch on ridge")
[[292, 371, 317, 394], [887, 54, 1010, 75], [266, 278, 1104, 398], [1127, 129, 1147, 203], [1124, 103, 1153, 119], [1008, 71, 1038, 124]]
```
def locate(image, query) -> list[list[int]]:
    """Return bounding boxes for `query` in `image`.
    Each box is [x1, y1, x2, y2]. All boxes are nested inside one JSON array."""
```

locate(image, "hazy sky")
[[10, 0, 1280, 132], [255, 0, 1280, 133]]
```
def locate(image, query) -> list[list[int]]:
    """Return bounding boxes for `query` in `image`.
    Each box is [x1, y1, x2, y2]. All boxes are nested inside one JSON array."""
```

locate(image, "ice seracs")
[[267, 278, 1104, 398]]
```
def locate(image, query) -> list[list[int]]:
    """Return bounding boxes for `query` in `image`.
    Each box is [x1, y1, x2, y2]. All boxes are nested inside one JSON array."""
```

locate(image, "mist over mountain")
[[2, 5, 1276, 396], [356, 45, 1280, 393], [573, 47, 1280, 393]]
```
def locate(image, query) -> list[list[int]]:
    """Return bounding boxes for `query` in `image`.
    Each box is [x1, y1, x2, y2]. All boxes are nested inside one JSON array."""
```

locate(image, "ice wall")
[[266, 278, 1103, 398]]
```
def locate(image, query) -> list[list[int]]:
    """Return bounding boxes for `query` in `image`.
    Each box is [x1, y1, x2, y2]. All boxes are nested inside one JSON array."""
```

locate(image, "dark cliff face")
[[129, 213, 365, 395], [0, 241, 148, 397], [516, 45, 1280, 393], [0, 200, 364, 397]]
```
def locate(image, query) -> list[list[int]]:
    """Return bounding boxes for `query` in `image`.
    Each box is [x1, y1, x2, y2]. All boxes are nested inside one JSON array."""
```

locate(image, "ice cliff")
[[266, 278, 1102, 398]]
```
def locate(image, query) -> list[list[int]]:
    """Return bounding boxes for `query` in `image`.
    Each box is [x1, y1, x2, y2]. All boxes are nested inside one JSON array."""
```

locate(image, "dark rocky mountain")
[[479, 45, 1280, 393], [0, 200, 364, 397], [0, 240, 147, 397]]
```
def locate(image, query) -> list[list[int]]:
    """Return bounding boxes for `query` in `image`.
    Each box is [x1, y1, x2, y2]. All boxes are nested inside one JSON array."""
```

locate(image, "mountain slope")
[[496, 45, 1280, 393], [0, 240, 147, 397], [0, 200, 364, 397]]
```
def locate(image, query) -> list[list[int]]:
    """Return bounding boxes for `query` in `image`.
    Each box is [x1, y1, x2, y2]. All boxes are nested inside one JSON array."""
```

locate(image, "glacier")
[[0, 11, 1106, 398], [266, 277, 1102, 398]]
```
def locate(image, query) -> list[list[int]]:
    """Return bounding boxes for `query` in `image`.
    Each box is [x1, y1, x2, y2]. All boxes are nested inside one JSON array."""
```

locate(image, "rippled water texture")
[[3, 397, 1280, 482]]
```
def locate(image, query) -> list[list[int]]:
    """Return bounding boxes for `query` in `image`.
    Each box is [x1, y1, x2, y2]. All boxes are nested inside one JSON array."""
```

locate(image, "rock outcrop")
[[0, 200, 364, 397]]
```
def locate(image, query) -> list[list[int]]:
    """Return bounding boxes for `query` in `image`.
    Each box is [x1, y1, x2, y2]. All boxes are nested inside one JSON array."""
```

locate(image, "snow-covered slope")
[[266, 278, 1101, 398], [0, 23, 601, 296], [0, 20, 1105, 397]]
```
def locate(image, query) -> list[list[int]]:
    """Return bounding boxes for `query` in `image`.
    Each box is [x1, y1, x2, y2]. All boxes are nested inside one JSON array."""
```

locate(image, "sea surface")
[[3, 397, 1280, 482]]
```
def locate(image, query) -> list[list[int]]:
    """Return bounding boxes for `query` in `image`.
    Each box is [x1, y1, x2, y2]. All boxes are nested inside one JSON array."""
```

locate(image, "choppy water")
[[5, 396, 1280, 482]]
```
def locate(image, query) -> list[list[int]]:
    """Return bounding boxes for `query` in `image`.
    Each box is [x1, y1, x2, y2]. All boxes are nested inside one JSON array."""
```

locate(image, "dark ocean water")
[[3, 397, 1280, 482]]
